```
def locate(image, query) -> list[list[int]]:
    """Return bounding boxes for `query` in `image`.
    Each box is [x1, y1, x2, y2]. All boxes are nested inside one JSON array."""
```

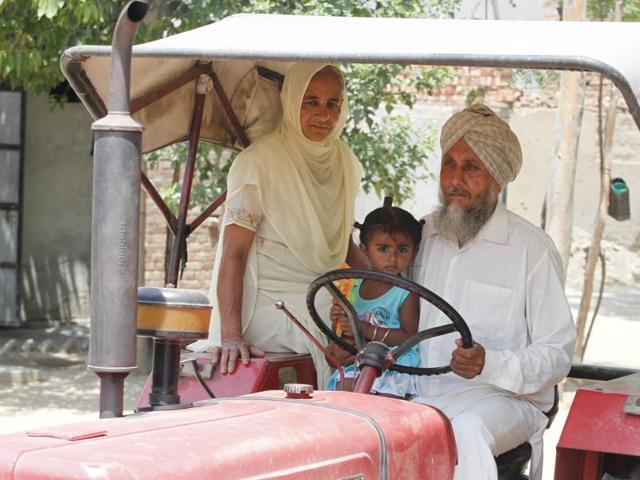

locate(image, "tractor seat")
[[137, 286, 211, 340], [496, 387, 559, 480], [496, 443, 532, 480]]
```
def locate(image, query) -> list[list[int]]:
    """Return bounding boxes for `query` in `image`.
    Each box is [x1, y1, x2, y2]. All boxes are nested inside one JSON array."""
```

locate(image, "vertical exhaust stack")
[[89, 0, 148, 419]]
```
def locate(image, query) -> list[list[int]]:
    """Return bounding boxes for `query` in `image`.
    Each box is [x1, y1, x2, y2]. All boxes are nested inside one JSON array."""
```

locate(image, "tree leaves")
[[36, 0, 62, 19], [587, 0, 640, 21], [0, 0, 117, 92]]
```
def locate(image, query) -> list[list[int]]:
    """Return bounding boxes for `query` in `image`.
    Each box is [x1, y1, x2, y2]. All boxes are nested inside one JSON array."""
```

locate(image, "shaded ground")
[[0, 352, 148, 433], [566, 286, 640, 370]]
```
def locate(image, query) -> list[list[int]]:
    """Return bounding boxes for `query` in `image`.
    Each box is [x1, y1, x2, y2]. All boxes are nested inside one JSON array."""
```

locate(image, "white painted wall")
[[21, 94, 93, 322]]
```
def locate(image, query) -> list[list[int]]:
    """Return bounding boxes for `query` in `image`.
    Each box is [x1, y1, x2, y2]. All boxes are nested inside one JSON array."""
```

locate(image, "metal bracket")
[[623, 395, 640, 415], [196, 73, 213, 95], [180, 357, 214, 379]]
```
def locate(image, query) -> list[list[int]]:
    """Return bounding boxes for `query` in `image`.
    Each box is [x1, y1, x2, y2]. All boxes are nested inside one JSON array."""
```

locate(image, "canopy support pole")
[[166, 76, 208, 287]]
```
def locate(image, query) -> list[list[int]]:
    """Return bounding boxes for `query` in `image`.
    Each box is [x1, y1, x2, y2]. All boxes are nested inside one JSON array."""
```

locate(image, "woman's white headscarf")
[[227, 62, 362, 272]]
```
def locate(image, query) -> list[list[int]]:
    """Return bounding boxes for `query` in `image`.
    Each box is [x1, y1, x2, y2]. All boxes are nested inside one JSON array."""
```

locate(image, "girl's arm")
[[395, 292, 420, 342], [338, 293, 420, 345]]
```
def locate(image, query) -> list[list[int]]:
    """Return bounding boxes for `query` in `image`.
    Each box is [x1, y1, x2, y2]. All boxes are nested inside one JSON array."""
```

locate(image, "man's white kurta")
[[411, 202, 576, 479]]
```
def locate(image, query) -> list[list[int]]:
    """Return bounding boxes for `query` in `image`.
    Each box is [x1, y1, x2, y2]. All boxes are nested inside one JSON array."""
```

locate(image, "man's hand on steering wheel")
[[213, 336, 265, 374], [450, 338, 485, 379]]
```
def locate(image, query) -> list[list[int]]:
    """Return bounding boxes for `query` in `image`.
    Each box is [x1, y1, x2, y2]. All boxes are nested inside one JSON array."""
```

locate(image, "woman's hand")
[[212, 335, 265, 374]]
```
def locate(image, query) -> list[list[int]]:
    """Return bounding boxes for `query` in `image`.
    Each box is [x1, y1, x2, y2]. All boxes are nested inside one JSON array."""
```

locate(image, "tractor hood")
[[0, 391, 455, 479]]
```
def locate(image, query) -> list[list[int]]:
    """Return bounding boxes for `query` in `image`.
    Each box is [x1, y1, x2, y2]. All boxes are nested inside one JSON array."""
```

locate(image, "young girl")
[[327, 197, 424, 399]]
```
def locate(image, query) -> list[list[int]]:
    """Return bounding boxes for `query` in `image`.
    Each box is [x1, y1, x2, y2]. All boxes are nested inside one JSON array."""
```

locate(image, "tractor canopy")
[[61, 14, 640, 154]]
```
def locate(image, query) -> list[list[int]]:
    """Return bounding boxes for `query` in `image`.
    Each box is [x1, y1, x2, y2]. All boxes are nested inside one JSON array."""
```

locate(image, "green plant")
[[146, 142, 233, 211]]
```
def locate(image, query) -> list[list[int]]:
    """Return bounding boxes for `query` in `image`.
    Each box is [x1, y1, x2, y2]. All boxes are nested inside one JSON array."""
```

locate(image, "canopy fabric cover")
[[61, 14, 640, 153]]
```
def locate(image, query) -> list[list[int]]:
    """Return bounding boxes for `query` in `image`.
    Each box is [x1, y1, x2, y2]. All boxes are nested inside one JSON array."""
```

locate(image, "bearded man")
[[411, 104, 576, 480]]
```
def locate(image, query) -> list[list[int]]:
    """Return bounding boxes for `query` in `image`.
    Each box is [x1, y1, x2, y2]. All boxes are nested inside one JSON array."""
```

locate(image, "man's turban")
[[440, 104, 523, 187]]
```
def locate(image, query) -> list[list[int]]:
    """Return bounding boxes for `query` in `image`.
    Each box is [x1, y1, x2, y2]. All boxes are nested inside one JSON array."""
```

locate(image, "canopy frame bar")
[[137, 65, 248, 285], [61, 47, 640, 130]]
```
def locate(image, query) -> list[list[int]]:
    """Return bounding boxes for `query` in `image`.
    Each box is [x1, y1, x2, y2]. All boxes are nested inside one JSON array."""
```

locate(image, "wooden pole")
[[544, 0, 587, 278], [575, 1, 622, 361]]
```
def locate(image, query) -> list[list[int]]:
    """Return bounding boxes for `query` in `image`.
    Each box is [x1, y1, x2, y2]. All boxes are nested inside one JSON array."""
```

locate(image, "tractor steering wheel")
[[306, 269, 473, 376]]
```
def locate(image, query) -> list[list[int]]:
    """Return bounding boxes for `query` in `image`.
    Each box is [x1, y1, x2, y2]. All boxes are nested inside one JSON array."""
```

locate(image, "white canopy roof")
[[61, 14, 640, 152]]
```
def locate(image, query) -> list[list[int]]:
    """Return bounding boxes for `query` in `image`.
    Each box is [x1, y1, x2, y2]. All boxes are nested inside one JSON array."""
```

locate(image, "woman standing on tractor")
[[189, 63, 363, 387]]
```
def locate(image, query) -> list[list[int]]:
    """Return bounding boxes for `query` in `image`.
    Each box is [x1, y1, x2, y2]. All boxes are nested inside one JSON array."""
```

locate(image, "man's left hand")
[[450, 338, 485, 379]]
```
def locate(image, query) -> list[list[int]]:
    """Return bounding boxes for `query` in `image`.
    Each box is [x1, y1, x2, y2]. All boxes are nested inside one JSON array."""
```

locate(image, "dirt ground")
[[1, 285, 639, 479], [0, 356, 148, 433]]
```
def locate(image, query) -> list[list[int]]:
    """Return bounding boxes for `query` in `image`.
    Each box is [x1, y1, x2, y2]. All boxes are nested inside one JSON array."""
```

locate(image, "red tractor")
[[1, 2, 639, 479]]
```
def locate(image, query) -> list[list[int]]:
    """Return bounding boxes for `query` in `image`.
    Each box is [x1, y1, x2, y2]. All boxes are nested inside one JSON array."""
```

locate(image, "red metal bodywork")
[[555, 373, 640, 479], [0, 390, 456, 479], [136, 352, 318, 409]]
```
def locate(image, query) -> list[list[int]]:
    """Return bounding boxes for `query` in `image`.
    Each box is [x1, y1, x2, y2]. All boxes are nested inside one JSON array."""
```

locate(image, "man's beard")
[[436, 187, 499, 246]]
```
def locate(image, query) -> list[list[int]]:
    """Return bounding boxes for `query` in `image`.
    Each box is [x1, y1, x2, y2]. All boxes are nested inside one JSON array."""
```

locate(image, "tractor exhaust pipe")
[[89, 0, 148, 419]]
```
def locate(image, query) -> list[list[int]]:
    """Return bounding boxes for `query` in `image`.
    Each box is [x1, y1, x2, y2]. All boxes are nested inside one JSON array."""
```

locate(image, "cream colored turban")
[[440, 103, 523, 186]]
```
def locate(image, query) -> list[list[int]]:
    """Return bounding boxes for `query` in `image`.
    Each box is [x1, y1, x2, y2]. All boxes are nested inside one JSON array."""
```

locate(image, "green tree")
[[587, 0, 640, 20], [1, 0, 461, 203], [1, 1, 117, 93]]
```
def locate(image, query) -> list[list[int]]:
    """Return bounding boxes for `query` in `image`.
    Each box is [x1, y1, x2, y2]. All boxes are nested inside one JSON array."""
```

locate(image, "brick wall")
[[142, 158, 220, 293], [428, 67, 627, 113]]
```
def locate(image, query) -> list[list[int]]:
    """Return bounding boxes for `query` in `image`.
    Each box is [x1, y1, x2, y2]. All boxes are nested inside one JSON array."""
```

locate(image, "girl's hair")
[[355, 197, 425, 248]]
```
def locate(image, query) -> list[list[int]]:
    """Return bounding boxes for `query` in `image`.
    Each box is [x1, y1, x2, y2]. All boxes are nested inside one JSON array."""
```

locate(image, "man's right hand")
[[212, 336, 265, 374]]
